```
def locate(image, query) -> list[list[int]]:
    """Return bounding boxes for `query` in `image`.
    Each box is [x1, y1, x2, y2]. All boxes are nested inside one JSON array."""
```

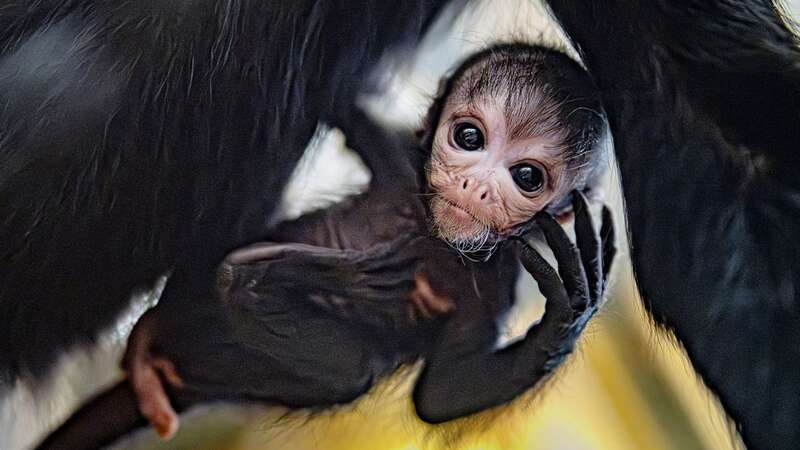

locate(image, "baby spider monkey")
[[39, 43, 615, 450]]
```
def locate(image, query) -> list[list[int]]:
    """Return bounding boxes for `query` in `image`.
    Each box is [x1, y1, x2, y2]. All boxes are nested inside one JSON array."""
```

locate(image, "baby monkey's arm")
[[332, 107, 422, 195], [413, 193, 616, 422]]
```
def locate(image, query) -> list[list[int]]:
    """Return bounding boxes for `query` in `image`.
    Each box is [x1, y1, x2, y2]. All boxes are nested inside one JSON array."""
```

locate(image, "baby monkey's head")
[[421, 43, 608, 256]]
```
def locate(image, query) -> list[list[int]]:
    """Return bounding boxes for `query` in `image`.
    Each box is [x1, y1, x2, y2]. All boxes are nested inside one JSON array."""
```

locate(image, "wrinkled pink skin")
[[427, 96, 573, 244]]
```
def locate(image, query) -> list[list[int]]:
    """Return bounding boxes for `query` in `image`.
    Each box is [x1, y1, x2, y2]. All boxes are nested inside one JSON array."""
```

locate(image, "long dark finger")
[[494, 241, 584, 389], [515, 239, 572, 319], [600, 206, 617, 283], [534, 212, 589, 308], [572, 191, 602, 303]]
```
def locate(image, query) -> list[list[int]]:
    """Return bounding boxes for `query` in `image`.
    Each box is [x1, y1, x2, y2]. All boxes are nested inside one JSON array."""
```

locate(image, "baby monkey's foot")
[[409, 274, 455, 320], [123, 312, 184, 440]]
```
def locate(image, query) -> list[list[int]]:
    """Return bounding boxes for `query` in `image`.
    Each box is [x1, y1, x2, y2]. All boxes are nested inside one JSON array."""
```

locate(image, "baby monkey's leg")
[[123, 234, 440, 439], [223, 234, 449, 329]]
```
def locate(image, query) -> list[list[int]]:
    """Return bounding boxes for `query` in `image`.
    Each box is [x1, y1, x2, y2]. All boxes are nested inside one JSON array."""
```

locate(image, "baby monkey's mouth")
[[429, 196, 500, 260], [440, 198, 480, 223]]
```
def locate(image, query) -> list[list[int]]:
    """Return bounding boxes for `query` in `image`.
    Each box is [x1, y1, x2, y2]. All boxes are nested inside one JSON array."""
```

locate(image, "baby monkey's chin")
[[430, 196, 498, 252]]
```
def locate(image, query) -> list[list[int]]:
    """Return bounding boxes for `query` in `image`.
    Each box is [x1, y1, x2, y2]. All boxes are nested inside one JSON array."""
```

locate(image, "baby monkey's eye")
[[510, 163, 545, 193], [453, 122, 484, 151]]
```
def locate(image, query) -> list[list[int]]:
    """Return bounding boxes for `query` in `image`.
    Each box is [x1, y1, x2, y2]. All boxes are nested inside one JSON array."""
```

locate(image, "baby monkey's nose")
[[460, 177, 491, 203]]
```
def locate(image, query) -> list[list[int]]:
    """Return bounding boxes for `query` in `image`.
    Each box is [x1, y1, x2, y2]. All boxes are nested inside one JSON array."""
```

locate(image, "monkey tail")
[[35, 381, 147, 450]]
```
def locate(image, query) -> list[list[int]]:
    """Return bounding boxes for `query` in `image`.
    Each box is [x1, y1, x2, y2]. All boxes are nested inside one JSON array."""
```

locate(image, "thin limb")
[[413, 193, 615, 422]]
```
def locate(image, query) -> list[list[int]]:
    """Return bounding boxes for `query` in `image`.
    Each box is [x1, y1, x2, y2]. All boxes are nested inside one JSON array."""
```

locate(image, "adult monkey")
[[0, 1, 457, 381], [546, 1, 800, 449], [5, 2, 796, 449]]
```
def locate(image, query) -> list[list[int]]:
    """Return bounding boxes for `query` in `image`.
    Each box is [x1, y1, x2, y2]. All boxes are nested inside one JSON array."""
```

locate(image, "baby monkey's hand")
[[514, 191, 616, 371]]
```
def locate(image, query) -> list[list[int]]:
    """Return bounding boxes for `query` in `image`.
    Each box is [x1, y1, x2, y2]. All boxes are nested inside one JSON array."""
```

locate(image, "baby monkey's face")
[[427, 95, 571, 251]]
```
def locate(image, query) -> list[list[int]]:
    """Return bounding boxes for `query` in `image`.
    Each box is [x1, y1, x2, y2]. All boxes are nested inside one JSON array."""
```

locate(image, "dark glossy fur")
[[0, 0, 456, 382], [37, 44, 612, 449], [546, 1, 800, 449]]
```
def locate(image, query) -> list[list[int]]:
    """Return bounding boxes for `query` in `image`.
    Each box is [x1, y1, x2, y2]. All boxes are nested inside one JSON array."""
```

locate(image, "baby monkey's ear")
[[555, 209, 574, 225], [549, 184, 605, 225]]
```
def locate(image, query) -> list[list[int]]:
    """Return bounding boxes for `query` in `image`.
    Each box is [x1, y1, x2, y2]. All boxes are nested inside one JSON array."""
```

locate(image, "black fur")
[[37, 43, 614, 449], [7, 2, 797, 449], [546, 1, 800, 449], [0, 0, 455, 382]]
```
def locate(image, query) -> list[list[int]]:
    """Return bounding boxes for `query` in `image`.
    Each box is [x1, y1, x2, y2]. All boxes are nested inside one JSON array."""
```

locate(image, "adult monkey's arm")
[[545, 2, 800, 449], [0, 0, 459, 382]]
